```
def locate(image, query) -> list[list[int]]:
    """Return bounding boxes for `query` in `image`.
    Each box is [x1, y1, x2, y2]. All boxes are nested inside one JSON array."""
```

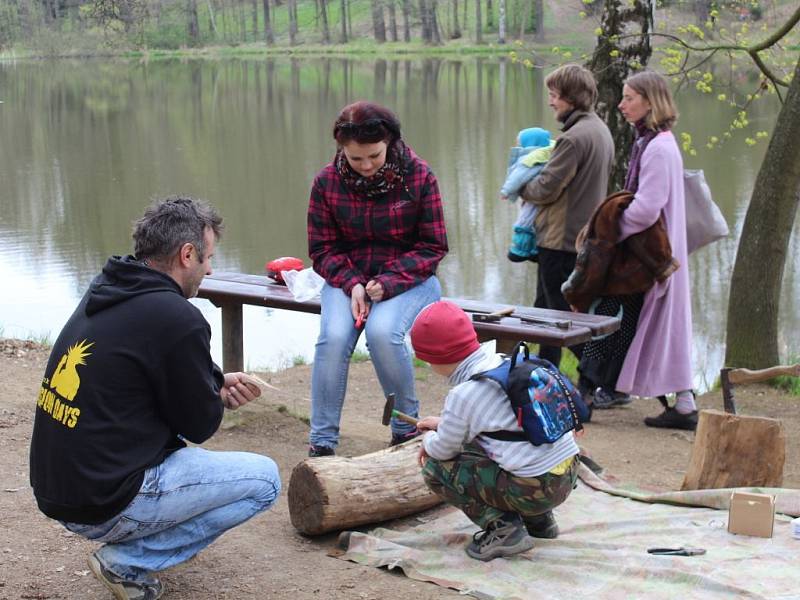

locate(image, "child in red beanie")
[[410, 300, 580, 561]]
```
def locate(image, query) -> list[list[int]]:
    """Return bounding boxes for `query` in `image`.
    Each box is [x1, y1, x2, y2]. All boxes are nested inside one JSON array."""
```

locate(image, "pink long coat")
[[616, 131, 694, 396]]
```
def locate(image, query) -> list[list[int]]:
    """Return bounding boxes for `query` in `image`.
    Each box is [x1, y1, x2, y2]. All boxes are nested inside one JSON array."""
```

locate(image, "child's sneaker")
[[523, 511, 559, 539], [465, 514, 535, 561], [507, 226, 538, 263]]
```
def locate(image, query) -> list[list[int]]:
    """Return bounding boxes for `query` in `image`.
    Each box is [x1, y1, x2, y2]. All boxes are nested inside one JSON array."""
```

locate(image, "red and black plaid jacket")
[[307, 146, 448, 300]]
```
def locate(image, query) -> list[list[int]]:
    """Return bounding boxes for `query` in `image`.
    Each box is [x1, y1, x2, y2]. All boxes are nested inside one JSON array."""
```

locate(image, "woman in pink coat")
[[616, 71, 696, 429], [579, 71, 696, 430]]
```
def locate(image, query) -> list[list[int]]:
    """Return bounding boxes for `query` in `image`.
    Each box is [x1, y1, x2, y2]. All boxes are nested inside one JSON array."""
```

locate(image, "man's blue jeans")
[[309, 276, 441, 448], [62, 447, 281, 583]]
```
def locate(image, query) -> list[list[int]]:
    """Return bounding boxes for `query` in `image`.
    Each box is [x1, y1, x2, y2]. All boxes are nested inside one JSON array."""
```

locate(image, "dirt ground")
[[1, 337, 798, 600]]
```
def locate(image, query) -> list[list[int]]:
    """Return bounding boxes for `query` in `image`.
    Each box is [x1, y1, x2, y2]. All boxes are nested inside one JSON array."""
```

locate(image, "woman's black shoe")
[[643, 407, 698, 431]]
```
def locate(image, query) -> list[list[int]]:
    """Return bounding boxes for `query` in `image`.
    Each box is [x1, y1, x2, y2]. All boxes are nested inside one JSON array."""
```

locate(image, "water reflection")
[[0, 57, 797, 386]]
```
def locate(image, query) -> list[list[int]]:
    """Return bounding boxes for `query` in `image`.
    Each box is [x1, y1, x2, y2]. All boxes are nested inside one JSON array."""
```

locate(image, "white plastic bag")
[[282, 267, 325, 302]]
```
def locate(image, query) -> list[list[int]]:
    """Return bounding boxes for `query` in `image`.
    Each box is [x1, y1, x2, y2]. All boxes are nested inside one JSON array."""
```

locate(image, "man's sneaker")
[[465, 515, 535, 561], [523, 511, 559, 539], [308, 444, 335, 457], [644, 407, 698, 431], [390, 429, 421, 446], [592, 388, 633, 409], [87, 552, 163, 600]]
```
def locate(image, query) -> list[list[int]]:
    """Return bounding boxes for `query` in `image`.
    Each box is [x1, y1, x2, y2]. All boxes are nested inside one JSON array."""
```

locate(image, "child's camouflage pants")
[[421, 443, 578, 528]]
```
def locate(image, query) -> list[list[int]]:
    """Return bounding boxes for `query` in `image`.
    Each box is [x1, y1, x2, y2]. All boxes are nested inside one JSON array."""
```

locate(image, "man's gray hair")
[[132, 196, 223, 262]]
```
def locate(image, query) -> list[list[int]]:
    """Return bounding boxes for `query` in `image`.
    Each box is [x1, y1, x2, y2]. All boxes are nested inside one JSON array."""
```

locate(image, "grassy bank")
[[1, 38, 559, 62]]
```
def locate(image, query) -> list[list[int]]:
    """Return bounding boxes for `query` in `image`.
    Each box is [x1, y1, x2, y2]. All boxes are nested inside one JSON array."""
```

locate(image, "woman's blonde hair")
[[625, 71, 679, 130]]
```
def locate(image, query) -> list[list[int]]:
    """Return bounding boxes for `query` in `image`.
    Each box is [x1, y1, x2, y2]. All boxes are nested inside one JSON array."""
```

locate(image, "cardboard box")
[[728, 491, 775, 538]]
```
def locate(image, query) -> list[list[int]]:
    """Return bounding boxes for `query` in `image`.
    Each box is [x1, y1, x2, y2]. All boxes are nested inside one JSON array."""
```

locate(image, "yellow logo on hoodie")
[[37, 339, 93, 428], [50, 340, 94, 401]]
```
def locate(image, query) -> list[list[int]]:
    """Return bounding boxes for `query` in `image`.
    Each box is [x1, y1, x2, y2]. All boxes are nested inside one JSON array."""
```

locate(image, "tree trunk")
[[497, 0, 504, 43], [339, 0, 347, 42], [387, 0, 397, 41], [288, 439, 441, 535], [219, 0, 229, 42], [475, 0, 482, 43], [451, 0, 460, 38], [402, 0, 411, 41], [587, 0, 654, 193], [288, 0, 297, 44], [319, 0, 330, 42], [419, 0, 431, 42], [263, 0, 274, 43], [250, 0, 257, 40], [533, 0, 543, 40], [238, 0, 247, 42], [430, 0, 441, 44], [726, 56, 800, 368], [372, 0, 386, 42], [206, 0, 219, 38], [518, 0, 528, 39], [187, 0, 200, 44], [486, 0, 493, 28], [681, 410, 785, 490], [694, 0, 711, 24]]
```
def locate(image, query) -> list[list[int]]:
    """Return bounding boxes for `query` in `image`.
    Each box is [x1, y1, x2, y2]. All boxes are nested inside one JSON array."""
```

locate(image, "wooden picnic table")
[[198, 272, 620, 372]]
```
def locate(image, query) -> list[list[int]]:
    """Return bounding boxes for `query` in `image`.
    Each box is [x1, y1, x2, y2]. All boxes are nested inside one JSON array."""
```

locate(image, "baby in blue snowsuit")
[[500, 127, 555, 263]]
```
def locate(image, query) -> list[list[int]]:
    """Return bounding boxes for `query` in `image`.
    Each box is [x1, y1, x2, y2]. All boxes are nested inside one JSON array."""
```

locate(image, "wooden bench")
[[198, 272, 621, 372]]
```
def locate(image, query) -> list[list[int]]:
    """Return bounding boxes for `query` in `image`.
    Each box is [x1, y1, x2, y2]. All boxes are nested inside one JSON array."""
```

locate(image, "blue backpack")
[[471, 342, 589, 446]]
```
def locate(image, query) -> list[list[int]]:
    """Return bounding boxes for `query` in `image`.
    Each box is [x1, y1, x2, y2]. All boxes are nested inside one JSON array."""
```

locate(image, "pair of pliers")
[[647, 547, 706, 556]]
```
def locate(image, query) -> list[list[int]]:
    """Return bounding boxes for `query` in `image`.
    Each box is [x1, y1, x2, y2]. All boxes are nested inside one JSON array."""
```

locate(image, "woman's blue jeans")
[[62, 447, 281, 583], [309, 276, 441, 448]]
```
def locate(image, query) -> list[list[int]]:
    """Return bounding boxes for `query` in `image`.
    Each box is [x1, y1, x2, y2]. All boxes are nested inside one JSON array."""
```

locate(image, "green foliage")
[[526, 344, 579, 383], [772, 358, 800, 396], [30, 331, 53, 347], [351, 349, 371, 363], [292, 354, 308, 367], [0, 0, 561, 56], [276, 403, 310, 425]]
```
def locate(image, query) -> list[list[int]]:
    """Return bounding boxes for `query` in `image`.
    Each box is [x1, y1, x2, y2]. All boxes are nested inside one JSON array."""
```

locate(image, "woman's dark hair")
[[333, 101, 402, 146]]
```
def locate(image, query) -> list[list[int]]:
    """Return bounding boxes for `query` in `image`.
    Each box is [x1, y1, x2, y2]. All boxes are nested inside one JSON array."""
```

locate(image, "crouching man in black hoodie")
[[29, 197, 281, 600]]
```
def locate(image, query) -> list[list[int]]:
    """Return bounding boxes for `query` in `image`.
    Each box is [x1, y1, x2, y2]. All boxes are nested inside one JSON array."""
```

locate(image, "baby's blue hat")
[[518, 127, 551, 148]]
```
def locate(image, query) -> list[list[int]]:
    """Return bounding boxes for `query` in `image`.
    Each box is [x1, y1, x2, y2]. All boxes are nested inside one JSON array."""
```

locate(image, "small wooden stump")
[[288, 438, 442, 535], [681, 409, 786, 491]]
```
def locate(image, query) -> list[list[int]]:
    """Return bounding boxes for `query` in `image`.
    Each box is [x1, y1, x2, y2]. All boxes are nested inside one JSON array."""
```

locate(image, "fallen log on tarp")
[[288, 438, 442, 535]]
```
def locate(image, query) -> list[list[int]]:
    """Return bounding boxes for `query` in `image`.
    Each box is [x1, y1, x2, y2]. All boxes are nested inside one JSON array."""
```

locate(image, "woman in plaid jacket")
[[306, 101, 449, 457]]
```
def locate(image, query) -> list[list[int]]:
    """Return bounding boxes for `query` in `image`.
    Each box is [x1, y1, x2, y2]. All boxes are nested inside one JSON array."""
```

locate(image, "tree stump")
[[681, 409, 785, 491], [288, 438, 442, 535]]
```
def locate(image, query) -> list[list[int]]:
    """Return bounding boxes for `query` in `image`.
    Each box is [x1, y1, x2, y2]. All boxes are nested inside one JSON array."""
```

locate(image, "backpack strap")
[[483, 429, 529, 442], [470, 359, 528, 442]]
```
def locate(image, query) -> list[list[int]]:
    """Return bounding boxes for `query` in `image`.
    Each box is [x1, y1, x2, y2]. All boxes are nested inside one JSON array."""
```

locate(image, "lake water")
[[1, 56, 797, 390]]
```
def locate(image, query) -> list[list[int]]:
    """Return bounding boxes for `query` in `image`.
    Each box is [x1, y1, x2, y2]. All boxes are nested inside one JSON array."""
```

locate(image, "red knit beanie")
[[410, 301, 480, 365]]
